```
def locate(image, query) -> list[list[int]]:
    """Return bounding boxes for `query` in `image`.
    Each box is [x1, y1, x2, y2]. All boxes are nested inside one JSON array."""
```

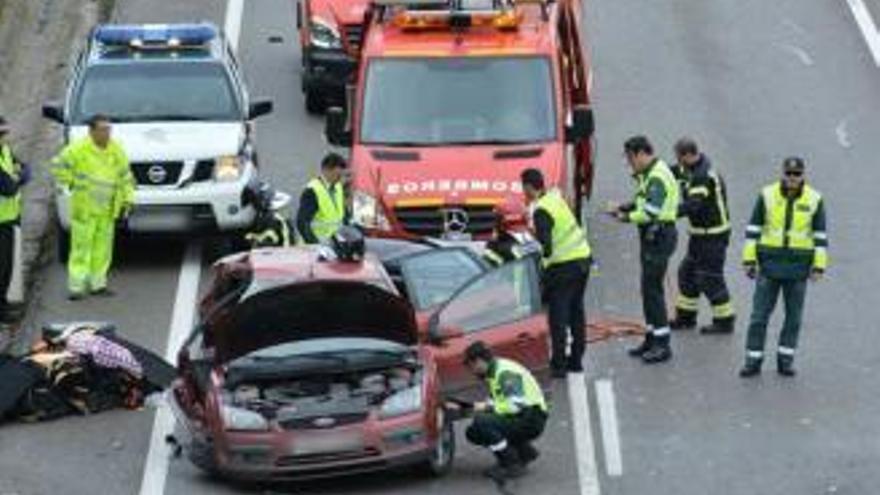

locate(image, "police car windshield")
[[360, 56, 556, 146], [71, 62, 241, 124]]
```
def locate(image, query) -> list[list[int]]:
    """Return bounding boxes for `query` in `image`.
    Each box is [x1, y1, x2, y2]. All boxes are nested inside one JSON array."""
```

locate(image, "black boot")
[[700, 316, 735, 335], [516, 443, 540, 465], [627, 333, 654, 357], [777, 356, 796, 377], [739, 359, 762, 378], [484, 446, 525, 480], [641, 335, 672, 364], [669, 311, 697, 331]]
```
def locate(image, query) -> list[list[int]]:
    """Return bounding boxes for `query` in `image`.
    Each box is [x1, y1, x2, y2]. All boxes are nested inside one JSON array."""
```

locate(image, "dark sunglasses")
[[784, 170, 803, 177]]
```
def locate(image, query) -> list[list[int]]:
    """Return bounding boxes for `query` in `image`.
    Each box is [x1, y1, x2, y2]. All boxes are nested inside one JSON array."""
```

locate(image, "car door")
[[426, 257, 549, 398]]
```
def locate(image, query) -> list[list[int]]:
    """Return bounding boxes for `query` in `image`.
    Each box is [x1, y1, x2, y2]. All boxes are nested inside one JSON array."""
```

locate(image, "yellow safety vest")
[[533, 189, 591, 267], [743, 182, 827, 269], [0, 145, 21, 223], [305, 177, 345, 243], [488, 358, 547, 416], [630, 159, 679, 224], [51, 137, 134, 218]]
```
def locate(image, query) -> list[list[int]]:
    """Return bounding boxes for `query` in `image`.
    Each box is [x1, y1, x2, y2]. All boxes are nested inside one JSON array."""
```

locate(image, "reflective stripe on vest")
[[688, 169, 731, 236], [306, 177, 344, 242], [488, 357, 547, 416], [635, 160, 679, 223], [534, 189, 591, 267], [0, 145, 21, 223], [759, 183, 821, 251], [245, 213, 292, 247]]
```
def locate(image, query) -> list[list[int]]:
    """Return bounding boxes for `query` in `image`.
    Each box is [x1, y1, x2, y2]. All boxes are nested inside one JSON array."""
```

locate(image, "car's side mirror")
[[42, 102, 64, 124], [564, 105, 594, 144], [325, 106, 352, 147], [248, 99, 274, 119]]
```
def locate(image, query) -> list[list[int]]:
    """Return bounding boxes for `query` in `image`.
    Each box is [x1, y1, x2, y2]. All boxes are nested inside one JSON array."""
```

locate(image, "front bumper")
[[181, 417, 433, 481], [302, 47, 356, 102], [56, 166, 257, 234]]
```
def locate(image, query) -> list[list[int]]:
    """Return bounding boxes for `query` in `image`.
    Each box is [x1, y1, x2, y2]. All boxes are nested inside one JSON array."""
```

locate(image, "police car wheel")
[[305, 89, 325, 114], [56, 223, 70, 264]]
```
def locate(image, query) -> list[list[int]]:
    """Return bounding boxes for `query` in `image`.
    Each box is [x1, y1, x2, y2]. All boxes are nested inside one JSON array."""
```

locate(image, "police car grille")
[[131, 161, 183, 186], [394, 205, 497, 237], [342, 24, 363, 53]]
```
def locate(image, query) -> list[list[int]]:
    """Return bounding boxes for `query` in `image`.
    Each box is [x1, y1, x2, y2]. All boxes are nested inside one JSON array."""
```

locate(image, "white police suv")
[[42, 23, 273, 258]]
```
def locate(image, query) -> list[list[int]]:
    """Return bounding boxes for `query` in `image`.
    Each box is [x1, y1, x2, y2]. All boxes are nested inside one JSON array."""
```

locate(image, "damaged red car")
[[170, 241, 549, 481]]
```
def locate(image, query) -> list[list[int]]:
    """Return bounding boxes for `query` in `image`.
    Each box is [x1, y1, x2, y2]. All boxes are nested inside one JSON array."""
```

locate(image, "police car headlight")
[[214, 155, 243, 182], [310, 18, 342, 50], [352, 191, 390, 230], [380, 386, 422, 419], [221, 406, 269, 431]]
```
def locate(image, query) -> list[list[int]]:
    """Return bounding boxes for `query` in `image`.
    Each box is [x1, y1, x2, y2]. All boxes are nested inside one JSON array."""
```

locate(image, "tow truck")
[[324, 0, 595, 241]]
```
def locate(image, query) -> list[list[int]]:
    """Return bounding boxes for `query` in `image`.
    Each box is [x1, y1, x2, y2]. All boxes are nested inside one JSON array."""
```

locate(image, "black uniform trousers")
[[542, 258, 590, 372], [639, 224, 677, 330], [677, 233, 732, 315], [0, 221, 16, 320], [466, 406, 547, 451]]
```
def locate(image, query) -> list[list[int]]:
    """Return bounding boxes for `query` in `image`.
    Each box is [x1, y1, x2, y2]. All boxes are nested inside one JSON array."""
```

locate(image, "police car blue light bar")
[[94, 23, 218, 47]]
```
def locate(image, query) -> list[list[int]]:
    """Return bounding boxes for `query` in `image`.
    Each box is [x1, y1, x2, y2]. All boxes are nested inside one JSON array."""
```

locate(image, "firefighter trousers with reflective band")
[[675, 234, 734, 321], [640, 224, 677, 331], [68, 210, 116, 294], [745, 275, 807, 364], [0, 222, 16, 317], [542, 259, 590, 372], [465, 407, 547, 452]]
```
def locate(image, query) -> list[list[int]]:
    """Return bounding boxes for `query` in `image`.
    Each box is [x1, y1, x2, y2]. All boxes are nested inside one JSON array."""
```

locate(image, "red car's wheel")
[[422, 407, 455, 477]]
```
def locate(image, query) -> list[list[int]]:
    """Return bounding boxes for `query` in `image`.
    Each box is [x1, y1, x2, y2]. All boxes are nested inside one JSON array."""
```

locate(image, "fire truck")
[[325, 0, 595, 241]]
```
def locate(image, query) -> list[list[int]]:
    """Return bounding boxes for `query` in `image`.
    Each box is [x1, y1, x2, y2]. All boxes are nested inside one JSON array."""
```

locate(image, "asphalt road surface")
[[2, 0, 880, 494]]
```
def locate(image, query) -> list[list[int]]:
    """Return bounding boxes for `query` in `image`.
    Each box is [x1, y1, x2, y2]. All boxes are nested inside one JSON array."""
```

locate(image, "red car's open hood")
[[352, 144, 563, 204], [206, 280, 417, 364]]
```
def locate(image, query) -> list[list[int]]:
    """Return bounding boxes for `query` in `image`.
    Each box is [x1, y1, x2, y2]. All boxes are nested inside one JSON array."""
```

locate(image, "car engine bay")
[[224, 366, 421, 428]]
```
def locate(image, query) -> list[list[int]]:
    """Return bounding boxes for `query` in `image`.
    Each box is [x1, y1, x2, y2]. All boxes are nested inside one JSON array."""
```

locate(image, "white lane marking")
[[835, 120, 852, 148], [137, 243, 203, 495], [845, 0, 880, 66], [595, 379, 623, 477], [225, 0, 245, 51], [568, 373, 601, 495]]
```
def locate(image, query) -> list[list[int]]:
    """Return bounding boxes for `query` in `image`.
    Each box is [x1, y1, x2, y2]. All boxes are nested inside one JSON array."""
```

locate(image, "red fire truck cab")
[[326, 0, 595, 241]]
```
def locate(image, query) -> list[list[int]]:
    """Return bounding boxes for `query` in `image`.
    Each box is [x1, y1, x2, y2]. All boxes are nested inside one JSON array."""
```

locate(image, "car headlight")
[[380, 386, 422, 419], [352, 190, 391, 230], [214, 155, 243, 182], [310, 18, 342, 50], [221, 406, 269, 431]]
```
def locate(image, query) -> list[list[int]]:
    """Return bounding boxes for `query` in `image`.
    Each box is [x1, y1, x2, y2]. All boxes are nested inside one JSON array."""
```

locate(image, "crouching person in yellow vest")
[[521, 168, 592, 378], [51, 114, 134, 300], [296, 152, 348, 244], [450, 341, 548, 484], [739, 157, 828, 378]]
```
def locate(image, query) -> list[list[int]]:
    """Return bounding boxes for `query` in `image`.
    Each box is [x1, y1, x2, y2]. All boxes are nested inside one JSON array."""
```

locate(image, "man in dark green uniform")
[[668, 137, 735, 334], [739, 157, 827, 377], [0, 117, 31, 323], [451, 341, 548, 482], [607, 136, 680, 364]]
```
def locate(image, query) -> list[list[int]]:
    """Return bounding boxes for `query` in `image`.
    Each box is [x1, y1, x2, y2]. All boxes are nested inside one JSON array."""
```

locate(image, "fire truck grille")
[[393, 204, 498, 237]]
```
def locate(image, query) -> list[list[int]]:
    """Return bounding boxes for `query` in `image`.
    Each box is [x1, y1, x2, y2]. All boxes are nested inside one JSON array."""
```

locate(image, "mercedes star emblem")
[[443, 208, 469, 233]]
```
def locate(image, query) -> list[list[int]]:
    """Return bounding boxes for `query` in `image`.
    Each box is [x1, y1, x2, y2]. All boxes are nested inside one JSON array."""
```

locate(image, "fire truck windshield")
[[360, 56, 556, 146]]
